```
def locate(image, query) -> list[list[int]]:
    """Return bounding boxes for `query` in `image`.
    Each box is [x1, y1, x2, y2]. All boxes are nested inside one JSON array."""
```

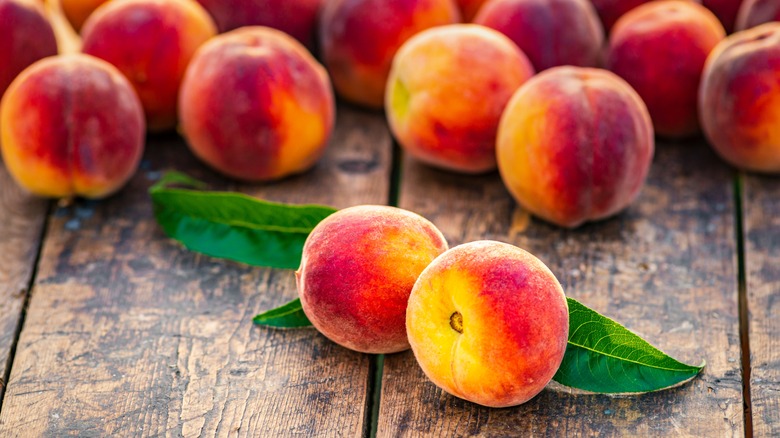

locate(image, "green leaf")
[[253, 298, 312, 328], [553, 298, 705, 394], [149, 171, 337, 270]]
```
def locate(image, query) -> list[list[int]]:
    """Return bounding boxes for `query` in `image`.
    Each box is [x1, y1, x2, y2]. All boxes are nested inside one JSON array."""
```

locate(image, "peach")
[[497, 67, 654, 228], [699, 23, 780, 172], [474, 0, 604, 71], [0, 54, 145, 199], [297, 205, 448, 354], [456, 0, 489, 20], [195, 0, 321, 49], [320, 0, 460, 109], [606, 1, 725, 137], [59, 0, 109, 32], [81, 0, 217, 131], [407, 240, 569, 408], [386, 24, 534, 174], [735, 0, 780, 31], [702, 0, 744, 33], [0, 0, 57, 97], [179, 27, 334, 182]]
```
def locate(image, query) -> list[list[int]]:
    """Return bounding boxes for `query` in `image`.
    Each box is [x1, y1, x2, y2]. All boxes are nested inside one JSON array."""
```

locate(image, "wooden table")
[[0, 105, 776, 437]]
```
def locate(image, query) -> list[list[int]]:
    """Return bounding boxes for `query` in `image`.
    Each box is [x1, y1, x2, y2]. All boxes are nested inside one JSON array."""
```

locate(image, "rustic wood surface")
[[380, 139, 744, 437], [0, 166, 48, 406], [744, 174, 780, 437], [0, 106, 390, 437], [0, 101, 776, 436]]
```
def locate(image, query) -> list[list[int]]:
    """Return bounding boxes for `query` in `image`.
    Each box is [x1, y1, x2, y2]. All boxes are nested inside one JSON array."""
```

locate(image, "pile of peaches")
[[1, 0, 779, 225], [0, 0, 777, 407]]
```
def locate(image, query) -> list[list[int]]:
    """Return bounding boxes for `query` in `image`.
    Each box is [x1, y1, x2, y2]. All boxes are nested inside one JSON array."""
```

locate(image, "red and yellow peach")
[[497, 67, 654, 228], [297, 205, 449, 354], [195, 0, 321, 50], [474, 0, 604, 71], [320, 0, 460, 109], [386, 24, 535, 174], [407, 240, 569, 408], [0, 0, 58, 97], [699, 22, 780, 172], [81, 0, 217, 131], [179, 27, 334, 182], [0, 54, 145, 199], [606, 1, 725, 137]]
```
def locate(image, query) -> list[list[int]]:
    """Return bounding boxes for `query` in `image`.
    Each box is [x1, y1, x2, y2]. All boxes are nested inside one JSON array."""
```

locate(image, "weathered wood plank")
[[0, 166, 48, 404], [744, 174, 780, 437], [0, 106, 391, 436], [380, 139, 743, 436]]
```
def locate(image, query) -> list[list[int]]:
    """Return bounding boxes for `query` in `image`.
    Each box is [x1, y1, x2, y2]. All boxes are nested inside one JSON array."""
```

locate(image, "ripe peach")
[[474, 0, 604, 71], [59, 0, 109, 32], [81, 0, 217, 131], [407, 240, 569, 408], [606, 1, 725, 137], [386, 24, 534, 174], [456, 0, 489, 20], [179, 27, 334, 182], [0, 54, 145, 199], [702, 0, 744, 33], [735, 0, 780, 31], [319, 0, 460, 109], [0, 0, 57, 97], [195, 0, 321, 49], [699, 23, 780, 172], [497, 67, 654, 228], [297, 205, 448, 354]]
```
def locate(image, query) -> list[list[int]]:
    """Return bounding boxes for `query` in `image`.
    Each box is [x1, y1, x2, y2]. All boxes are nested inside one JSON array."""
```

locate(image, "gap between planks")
[[0, 201, 51, 411], [734, 173, 754, 438]]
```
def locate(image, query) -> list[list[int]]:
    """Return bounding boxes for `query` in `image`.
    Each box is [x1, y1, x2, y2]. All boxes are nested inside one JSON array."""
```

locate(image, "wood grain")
[[0, 167, 48, 404], [380, 139, 744, 437], [743, 174, 780, 437], [0, 106, 391, 437]]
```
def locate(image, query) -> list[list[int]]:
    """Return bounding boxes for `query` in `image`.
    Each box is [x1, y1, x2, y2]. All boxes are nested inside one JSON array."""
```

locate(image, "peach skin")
[[179, 27, 335, 182], [0, 0, 58, 98], [320, 0, 460, 109], [1, 54, 145, 199], [386, 24, 534, 174], [607, 1, 725, 137], [699, 23, 780, 172], [407, 240, 569, 408], [297, 205, 448, 354], [497, 67, 654, 228], [475, 0, 605, 71], [81, 0, 217, 131]]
